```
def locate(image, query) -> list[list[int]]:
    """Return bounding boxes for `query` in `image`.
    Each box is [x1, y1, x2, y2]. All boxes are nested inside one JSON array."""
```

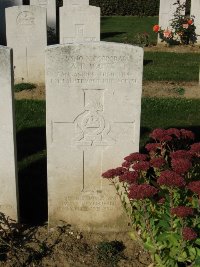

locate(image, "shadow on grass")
[[140, 126, 200, 153], [101, 32, 126, 40], [143, 59, 153, 66], [18, 157, 48, 225], [17, 127, 46, 161]]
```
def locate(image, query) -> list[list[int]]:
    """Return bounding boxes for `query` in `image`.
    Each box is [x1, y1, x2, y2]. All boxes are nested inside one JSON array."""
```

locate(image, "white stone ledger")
[[0, 0, 22, 45], [60, 2, 100, 43], [6, 5, 47, 84], [191, 0, 200, 44], [46, 42, 143, 231], [0, 46, 18, 220], [30, 0, 56, 33]]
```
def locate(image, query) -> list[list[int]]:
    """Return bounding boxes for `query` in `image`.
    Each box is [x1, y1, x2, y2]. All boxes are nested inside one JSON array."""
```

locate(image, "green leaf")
[[154, 253, 165, 266], [144, 237, 156, 253], [128, 231, 138, 241], [195, 238, 200, 246], [194, 256, 200, 265], [188, 247, 197, 260]]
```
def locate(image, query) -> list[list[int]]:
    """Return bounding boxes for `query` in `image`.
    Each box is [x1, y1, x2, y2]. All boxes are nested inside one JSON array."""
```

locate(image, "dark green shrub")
[[56, 0, 159, 16], [14, 83, 36, 92]]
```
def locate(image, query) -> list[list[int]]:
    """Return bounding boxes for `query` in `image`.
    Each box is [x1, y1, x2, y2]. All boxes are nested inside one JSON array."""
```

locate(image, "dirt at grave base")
[[14, 81, 200, 101], [0, 224, 151, 267]]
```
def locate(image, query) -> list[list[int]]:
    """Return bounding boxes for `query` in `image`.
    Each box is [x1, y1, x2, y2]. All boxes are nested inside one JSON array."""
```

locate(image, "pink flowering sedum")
[[171, 206, 194, 218], [171, 158, 192, 174], [187, 181, 200, 195], [182, 227, 197, 241], [158, 170, 186, 187], [128, 184, 158, 200], [124, 152, 147, 162]]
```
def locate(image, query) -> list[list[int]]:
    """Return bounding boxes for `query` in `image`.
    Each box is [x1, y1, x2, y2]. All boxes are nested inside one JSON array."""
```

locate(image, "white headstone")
[[46, 42, 143, 231], [0, 46, 18, 220], [158, 0, 185, 43], [191, 0, 200, 44], [63, 0, 89, 6], [6, 5, 47, 84], [30, 0, 56, 33], [60, 4, 100, 43], [0, 0, 22, 45]]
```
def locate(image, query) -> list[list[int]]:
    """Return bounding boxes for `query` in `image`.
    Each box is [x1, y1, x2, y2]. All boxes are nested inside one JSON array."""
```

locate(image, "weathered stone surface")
[[0, 46, 18, 220], [63, 0, 89, 6], [0, 0, 22, 45], [46, 42, 143, 231], [60, 4, 100, 43], [158, 0, 185, 43], [30, 0, 56, 32], [6, 5, 47, 84], [191, 0, 200, 44]]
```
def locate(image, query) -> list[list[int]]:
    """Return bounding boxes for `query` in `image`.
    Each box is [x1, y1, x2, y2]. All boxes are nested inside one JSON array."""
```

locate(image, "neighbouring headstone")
[[60, 2, 100, 43], [0, 46, 18, 220], [0, 0, 22, 45], [191, 0, 200, 44], [46, 42, 143, 231], [63, 0, 89, 6], [6, 5, 47, 84], [158, 0, 185, 43], [30, 0, 56, 34]]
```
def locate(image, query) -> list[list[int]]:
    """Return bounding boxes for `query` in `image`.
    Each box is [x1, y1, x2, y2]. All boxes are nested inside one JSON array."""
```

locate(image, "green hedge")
[[90, 0, 159, 16], [56, 0, 159, 16]]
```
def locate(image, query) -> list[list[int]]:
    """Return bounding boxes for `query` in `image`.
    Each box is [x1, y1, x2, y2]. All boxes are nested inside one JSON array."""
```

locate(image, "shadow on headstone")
[[18, 157, 48, 225], [16, 127, 46, 161]]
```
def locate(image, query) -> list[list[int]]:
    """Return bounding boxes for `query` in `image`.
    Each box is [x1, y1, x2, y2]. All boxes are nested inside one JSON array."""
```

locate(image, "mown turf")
[[143, 52, 200, 81], [101, 16, 158, 45]]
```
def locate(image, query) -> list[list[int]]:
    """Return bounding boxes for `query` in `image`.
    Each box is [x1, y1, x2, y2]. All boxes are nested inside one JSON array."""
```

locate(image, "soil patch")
[[144, 44, 200, 53], [0, 224, 151, 267], [15, 81, 200, 101]]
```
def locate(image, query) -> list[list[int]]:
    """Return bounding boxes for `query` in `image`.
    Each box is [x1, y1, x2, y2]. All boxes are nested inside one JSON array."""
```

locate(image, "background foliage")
[[56, 0, 191, 16]]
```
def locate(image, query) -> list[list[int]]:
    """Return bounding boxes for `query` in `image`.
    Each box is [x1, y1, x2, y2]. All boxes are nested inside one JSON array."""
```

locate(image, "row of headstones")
[[159, 0, 200, 43], [0, 41, 143, 231], [0, 0, 100, 85]]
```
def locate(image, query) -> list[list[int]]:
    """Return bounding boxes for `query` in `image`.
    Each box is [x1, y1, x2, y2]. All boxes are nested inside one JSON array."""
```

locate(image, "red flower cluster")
[[157, 170, 185, 187], [182, 227, 197, 241], [133, 161, 150, 172], [150, 157, 166, 168], [145, 143, 161, 152], [171, 158, 192, 174], [128, 184, 158, 200], [171, 206, 194, 218], [167, 128, 181, 138], [124, 152, 147, 162], [119, 171, 139, 184], [187, 181, 200, 195], [150, 129, 172, 142], [170, 150, 192, 160], [190, 143, 200, 157], [121, 161, 131, 168], [180, 129, 195, 140], [102, 167, 126, 179]]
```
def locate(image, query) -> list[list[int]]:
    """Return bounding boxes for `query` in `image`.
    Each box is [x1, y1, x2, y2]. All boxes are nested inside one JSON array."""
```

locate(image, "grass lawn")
[[101, 16, 200, 82], [143, 52, 200, 81], [101, 16, 158, 44]]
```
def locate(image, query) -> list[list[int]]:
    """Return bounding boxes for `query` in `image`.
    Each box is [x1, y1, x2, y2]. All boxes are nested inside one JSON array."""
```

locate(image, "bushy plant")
[[153, 0, 197, 45], [102, 128, 200, 266]]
